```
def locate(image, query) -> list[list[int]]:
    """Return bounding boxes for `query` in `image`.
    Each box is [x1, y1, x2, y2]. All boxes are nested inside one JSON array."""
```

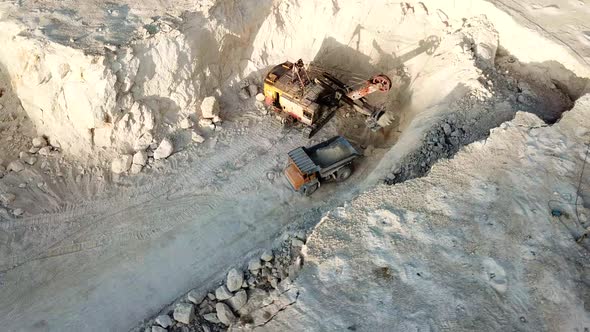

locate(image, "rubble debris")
[[226, 268, 244, 292], [227, 289, 247, 311], [7, 160, 25, 172], [215, 302, 237, 326], [198, 118, 214, 128], [215, 285, 233, 300], [207, 293, 216, 301], [154, 138, 174, 160], [19, 152, 37, 166], [154, 314, 173, 328], [32, 136, 48, 148], [111, 155, 133, 174], [13, 208, 24, 216], [200, 96, 220, 119], [173, 303, 194, 325]]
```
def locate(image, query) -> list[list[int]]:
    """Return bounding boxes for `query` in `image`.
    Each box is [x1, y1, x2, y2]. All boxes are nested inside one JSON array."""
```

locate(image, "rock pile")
[[111, 137, 175, 175], [142, 232, 306, 331]]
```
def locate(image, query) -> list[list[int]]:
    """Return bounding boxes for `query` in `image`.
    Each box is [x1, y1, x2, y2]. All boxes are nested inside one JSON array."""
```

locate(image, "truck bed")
[[288, 136, 361, 176]]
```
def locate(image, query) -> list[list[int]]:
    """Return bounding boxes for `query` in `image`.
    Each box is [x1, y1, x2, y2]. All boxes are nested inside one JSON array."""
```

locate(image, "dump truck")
[[284, 136, 362, 196], [263, 59, 392, 138]]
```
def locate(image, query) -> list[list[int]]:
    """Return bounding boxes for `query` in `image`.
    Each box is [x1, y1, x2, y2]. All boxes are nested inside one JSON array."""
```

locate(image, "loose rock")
[[215, 302, 237, 326], [32, 136, 48, 148], [179, 118, 192, 129], [0, 193, 16, 205], [215, 285, 233, 300], [199, 118, 214, 128], [227, 289, 247, 311], [248, 84, 258, 97], [7, 160, 25, 172], [111, 155, 133, 174], [155, 314, 173, 328], [173, 303, 194, 325], [203, 313, 221, 324], [191, 132, 205, 144], [38, 146, 52, 156], [187, 289, 205, 304], [226, 268, 244, 292], [239, 87, 250, 100], [261, 250, 273, 262], [154, 139, 174, 160], [200, 96, 220, 119], [248, 258, 262, 271], [13, 208, 24, 216], [133, 151, 148, 166], [151, 326, 166, 332]]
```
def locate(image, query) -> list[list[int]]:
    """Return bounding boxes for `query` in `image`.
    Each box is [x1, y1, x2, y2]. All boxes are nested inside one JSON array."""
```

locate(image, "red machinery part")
[[372, 74, 391, 92]]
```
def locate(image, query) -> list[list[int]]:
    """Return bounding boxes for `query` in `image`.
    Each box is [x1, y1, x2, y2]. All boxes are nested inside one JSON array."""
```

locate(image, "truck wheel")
[[336, 165, 353, 182], [303, 183, 319, 196]]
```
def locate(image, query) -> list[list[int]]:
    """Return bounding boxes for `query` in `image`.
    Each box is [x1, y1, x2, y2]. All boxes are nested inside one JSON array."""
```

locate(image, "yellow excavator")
[[263, 59, 392, 138]]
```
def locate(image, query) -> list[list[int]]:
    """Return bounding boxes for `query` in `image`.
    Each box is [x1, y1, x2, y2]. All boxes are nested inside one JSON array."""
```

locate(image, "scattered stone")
[[212, 115, 222, 124], [202, 325, 212, 332], [248, 84, 258, 97], [38, 146, 52, 156], [200, 96, 220, 119], [255, 93, 265, 102], [18, 183, 26, 188], [226, 268, 244, 292], [248, 258, 262, 271], [227, 289, 247, 311], [173, 303, 194, 325], [32, 136, 48, 148], [154, 139, 174, 160], [517, 95, 527, 104], [154, 314, 173, 328], [19, 153, 37, 166], [187, 289, 205, 304], [207, 293, 216, 301], [111, 155, 133, 174], [199, 118, 214, 128], [151, 326, 166, 332], [29, 147, 40, 154], [239, 87, 250, 100], [270, 278, 279, 289], [442, 123, 452, 136], [13, 208, 24, 216], [203, 313, 221, 324], [215, 302, 237, 326], [0, 193, 16, 205], [291, 238, 304, 247], [133, 151, 148, 166], [179, 118, 192, 129], [261, 250, 273, 262], [130, 164, 143, 174], [264, 262, 273, 269], [7, 160, 25, 172], [215, 285, 233, 300], [191, 132, 205, 144]]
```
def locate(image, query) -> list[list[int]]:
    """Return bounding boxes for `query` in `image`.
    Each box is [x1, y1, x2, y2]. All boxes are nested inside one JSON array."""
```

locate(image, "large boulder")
[[154, 138, 174, 160], [200, 96, 219, 119], [226, 268, 244, 292]]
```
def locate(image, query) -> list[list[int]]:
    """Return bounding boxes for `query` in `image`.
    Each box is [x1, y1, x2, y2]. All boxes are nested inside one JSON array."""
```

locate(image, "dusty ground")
[[0, 1, 589, 332]]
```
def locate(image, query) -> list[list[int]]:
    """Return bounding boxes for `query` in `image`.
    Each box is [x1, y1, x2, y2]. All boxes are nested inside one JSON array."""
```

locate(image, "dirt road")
[[0, 115, 379, 332]]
